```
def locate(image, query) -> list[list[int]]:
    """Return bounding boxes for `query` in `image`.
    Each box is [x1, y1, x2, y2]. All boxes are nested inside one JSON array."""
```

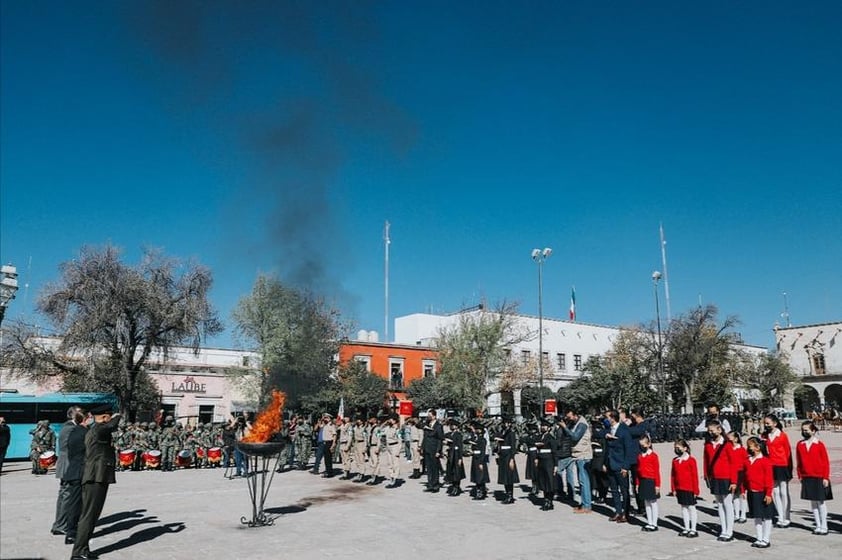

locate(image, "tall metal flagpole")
[[384, 221, 390, 342], [659, 223, 672, 323]]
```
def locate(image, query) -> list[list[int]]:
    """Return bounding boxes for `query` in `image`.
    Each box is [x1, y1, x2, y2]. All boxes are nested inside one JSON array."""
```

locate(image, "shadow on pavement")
[[96, 509, 148, 527], [93, 522, 186, 555], [93, 515, 160, 538]]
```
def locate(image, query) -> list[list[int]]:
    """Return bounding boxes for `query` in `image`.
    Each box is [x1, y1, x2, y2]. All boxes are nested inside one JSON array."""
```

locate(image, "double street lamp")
[[0, 264, 19, 327], [532, 248, 552, 394], [652, 271, 665, 412]]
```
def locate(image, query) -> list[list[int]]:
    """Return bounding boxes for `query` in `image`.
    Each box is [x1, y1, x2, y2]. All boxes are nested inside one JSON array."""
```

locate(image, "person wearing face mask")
[[760, 414, 792, 528], [744, 436, 774, 548], [670, 439, 699, 538], [704, 419, 737, 542], [727, 430, 749, 524], [795, 420, 832, 535], [635, 434, 660, 532]]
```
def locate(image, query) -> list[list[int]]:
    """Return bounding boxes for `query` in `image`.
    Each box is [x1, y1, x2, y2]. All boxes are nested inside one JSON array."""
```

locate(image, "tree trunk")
[[683, 380, 694, 413]]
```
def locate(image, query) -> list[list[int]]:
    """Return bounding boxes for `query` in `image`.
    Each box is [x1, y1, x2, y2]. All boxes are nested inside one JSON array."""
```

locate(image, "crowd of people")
[[28, 401, 835, 556]]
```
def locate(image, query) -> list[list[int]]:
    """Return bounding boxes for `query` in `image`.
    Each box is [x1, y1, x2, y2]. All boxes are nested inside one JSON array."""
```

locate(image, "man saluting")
[[70, 404, 121, 560]]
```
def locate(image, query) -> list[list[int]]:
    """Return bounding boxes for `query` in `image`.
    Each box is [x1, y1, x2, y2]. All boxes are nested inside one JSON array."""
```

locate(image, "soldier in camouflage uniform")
[[183, 426, 199, 468], [29, 420, 55, 474], [113, 420, 129, 471], [145, 422, 160, 469], [295, 418, 313, 470], [132, 422, 148, 471], [160, 416, 179, 472]]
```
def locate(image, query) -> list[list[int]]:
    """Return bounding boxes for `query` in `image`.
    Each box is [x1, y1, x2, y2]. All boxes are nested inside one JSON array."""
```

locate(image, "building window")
[[542, 351, 549, 366], [354, 355, 372, 371], [556, 353, 566, 371], [573, 354, 583, 371], [242, 356, 250, 367], [521, 350, 531, 366], [389, 359, 405, 389], [199, 405, 214, 425], [161, 403, 176, 421], [813, 354, 826, 375], [422, 359, 436, 378]]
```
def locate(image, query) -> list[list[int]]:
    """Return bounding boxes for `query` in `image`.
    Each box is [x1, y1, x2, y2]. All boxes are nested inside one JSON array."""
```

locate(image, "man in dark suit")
[[422, 409, 445, 492], [0, 416, 10, 474], [602, 409, 636, 523], [71, 404, 121, 560], [51, 406, 88, 544]]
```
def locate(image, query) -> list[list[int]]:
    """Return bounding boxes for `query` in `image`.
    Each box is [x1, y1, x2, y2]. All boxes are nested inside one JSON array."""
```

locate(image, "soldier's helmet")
[[175, 422, 183, 429], [147, 422, 156, 429], [118, 419, 126, 428], [197, 423, 204, 430]]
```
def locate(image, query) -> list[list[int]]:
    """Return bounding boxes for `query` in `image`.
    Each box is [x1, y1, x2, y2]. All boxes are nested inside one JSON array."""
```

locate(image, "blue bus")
[[0, 392, 119, 460]]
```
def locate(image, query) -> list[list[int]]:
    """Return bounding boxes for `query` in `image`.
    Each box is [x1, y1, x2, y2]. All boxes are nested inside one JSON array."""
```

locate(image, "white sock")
[[812, 500, 821, 529], [734, 495, 745, 519], [763, 519, 772, 543], [813, 501, 828, 532], [690, 506, 698, 531], [651, 500, 659, 526], [755, 518, 763, 541], [779, 480, 790, 522], [723, 493, 734, 536], [682, 506, 690, 530]]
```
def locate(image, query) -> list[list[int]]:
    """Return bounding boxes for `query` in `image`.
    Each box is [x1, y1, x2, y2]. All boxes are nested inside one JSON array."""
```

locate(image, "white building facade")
[[775, 321, 842, 412], [395, 310, 619, 415]]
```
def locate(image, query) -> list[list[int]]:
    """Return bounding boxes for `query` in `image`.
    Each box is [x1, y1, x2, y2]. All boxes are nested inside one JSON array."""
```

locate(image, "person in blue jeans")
[[563, 408, 594, 513]]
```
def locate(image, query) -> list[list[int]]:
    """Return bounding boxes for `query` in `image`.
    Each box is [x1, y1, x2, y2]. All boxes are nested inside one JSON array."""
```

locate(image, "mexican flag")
[[569, 286, 576, 321]]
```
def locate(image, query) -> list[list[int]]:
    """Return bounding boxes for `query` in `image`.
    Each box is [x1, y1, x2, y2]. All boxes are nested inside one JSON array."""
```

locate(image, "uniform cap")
[[90, 404, 115, 415]]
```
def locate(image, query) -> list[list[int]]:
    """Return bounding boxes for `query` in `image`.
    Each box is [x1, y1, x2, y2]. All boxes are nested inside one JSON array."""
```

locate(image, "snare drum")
[[196, 447, 206, 459], [39, 450, 57, 470], [143, 449, 162, 468], [175, 449, 192, 468], [118, 449, 136, 468], [207, 447, 222, 464]]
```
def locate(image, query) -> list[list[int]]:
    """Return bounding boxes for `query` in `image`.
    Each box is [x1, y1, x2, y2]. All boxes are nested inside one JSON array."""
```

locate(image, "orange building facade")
[[337, 341, 439, 404]]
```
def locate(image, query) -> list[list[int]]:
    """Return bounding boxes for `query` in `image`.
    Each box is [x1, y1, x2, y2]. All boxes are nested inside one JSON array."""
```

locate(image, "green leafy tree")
[[406, 375, 443, 412], [232, 274, 344, 409], [340, 360, 389, 417], [3, 245, 222, 419], [664, 305, 739, 412], [737, 351, 799, 411], [520, 385, 556, 419], [434, 302, 531, 413]]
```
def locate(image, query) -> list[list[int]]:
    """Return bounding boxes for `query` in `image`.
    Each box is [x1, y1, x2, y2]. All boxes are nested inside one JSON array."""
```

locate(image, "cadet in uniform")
[[146, 422, 160, 469], [422, 409, 445, 493], [383, 414, 403, 488], [29, 420, 56, 475], [160, 417, 179, 472], [444, 418, 466, 496], [364, 416, 383, 485], [338, 417, 354, 479], [406, 417, 423, 479], [467, 420, 490, 500], [496, 416, 519, 504], [350, 416, 367, 481], [535, 417, 559, 511]]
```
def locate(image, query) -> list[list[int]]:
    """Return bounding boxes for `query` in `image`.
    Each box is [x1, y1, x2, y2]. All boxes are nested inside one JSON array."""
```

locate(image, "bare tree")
[[2, 245, 222, 418]]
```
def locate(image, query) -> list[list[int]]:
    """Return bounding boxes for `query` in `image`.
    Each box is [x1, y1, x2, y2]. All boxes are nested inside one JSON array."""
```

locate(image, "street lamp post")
[[0, 264, 19, 327], [652, 271, 665, 413], [532, 248, 552, 395]]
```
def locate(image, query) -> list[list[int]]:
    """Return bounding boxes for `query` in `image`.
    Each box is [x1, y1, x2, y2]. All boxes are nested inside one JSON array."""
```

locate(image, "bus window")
[[0, 403, 37, 424], [37, 403, 73, 425]]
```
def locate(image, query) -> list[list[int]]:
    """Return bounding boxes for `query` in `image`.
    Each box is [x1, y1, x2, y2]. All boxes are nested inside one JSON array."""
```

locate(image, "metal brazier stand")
[[235, 441, 285, 527]]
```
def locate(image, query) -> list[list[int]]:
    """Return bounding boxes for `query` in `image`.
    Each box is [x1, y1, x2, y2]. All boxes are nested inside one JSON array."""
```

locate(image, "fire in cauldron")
[[235, 389, 287, 527]]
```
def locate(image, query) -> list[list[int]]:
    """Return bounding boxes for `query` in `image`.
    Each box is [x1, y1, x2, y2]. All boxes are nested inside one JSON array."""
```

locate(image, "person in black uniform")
[[444, 418, 466, 496], [51, 406, 87, 544], [535, 416, 559, 511], [466, 421, 490, 500], [523, 421, 539, 496], [496, 416, 519, 505], [422, 409, 445, 493], [71, 404, 121, 560]]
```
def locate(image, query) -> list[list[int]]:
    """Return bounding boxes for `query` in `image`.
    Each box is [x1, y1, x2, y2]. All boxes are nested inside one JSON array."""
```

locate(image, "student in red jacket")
[[796, 421, 832, 535], [670, 439, 699, 538], [727, 430, 748, 524], [704, 420, 736, 541], [745, 437, 774, 548], [635, 434, 660, 532], [761, 413, 792, 527]]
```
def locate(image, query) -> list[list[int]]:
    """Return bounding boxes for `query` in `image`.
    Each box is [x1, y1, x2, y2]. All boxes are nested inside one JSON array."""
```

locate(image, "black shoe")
[[51, 529, 66, 536], [717, 536, 734, 542], [65, 536, 75, 544], [70, 553, 99, 560], [503, 495, 515, 505]]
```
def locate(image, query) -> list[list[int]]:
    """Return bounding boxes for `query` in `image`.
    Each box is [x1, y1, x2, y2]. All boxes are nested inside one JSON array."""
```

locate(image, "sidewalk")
[[1, 427, 839, 560]]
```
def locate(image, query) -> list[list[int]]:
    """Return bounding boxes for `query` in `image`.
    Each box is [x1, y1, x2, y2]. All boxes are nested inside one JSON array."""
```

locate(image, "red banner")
[[398, 400, 413, 416], [543, 399, 557, 415]]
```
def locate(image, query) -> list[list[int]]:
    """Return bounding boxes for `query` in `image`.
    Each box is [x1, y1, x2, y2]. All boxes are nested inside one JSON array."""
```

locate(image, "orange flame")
[[243, 389, 286, 443]]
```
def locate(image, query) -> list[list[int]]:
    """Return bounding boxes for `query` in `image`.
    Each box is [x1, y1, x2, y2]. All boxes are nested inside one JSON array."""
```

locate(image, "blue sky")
[[2, 1, 840, 350]]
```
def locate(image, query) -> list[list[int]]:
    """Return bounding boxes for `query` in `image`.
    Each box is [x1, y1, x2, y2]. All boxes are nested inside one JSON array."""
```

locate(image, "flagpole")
[[384, 221, 390, 342], [660, 223, 672, 323]]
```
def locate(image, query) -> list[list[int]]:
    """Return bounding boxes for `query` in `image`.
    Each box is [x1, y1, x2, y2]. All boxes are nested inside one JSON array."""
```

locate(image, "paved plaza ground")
[[2, 427, 841, 560]]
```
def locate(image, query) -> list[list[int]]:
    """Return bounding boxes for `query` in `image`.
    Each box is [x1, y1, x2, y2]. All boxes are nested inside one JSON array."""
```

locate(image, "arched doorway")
[[824, 384, 842, 409], [794, 385, 821, 417]]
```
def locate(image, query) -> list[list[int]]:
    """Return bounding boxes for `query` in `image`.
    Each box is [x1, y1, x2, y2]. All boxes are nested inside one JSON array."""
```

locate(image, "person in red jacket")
[[744, 436, 774, 548], [761, 413, 792, 527], [670, 439, 699, 538], [704, 420, 737, 541], [796, 421, 832, 535], [727, 430, 749, 524], [635, 434, 660, 532]]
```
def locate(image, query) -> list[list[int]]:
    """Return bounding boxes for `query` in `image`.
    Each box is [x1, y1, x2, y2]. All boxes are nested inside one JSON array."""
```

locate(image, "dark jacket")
[[56, 421, 87, 481], [422, 420, 445, 456], [0, 423, 10, 449], [604, 422, 636, 472], [82, 416, 121, 485]]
